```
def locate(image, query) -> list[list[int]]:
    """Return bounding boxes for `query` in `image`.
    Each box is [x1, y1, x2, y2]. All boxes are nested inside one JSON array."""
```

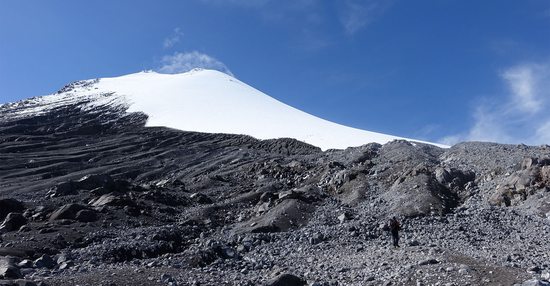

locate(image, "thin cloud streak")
[[502, 65, 542, 114], [339, 0, 393, 35], [199, 0, 271, 8], [163, 28, 184, 49], [199, 0, 391, 36], [157, 51, 234, 76]]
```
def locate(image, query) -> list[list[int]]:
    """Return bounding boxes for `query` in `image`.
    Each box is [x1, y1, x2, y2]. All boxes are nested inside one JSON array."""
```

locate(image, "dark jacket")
[[389, 218, 401, 233]]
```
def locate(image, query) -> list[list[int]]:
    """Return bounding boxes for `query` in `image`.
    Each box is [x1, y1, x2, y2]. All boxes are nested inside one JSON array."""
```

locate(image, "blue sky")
[[1, 1, 550, 145]]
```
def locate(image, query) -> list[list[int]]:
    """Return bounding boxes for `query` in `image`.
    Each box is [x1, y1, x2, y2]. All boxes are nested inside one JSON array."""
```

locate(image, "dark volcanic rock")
[[74, 209, 97, 222], [0, 212, 27, 232], [76, 174, 115, 191], [89, 194, 119, 207], [47, 181, 77, 197], [0, 199, 24, 220], [49, 204, 86, 221], [267, 273, 307, 286], [34, 254, 55, 269], [0, 257, 22, 279], [0, 265, 22, 279], [189, 193, 213, 204]]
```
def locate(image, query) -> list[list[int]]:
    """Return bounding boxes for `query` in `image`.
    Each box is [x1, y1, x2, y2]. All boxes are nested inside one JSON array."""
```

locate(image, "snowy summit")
[[9, 69, 445, 150]]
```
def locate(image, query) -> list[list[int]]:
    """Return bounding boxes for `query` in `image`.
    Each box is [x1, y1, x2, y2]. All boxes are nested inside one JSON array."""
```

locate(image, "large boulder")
[[0, 257, 22, 279], [76, 174, 115, 191], [234, 199, 315, 234], [0, 213, 27, 232], [49, 204, 86, 221], [89, 194, 118, 207], [489, 158, 549, 207], [89, 193, 135, 208], [0, 199, 25, 220], [189, 193, 213, 204], [33, 254, 55, 269], [74, 209, 98, 222], [0, 265, 22, 279], [434, 167, 475, 190], [541, 165, 550, 186], [47, 181, 77, 197]]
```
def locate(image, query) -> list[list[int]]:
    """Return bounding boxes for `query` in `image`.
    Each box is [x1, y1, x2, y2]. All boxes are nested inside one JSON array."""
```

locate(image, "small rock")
[[267, 273, 307, 286], [309, 233, 324, 245], [161, 273, 175, 283], [34, 255, 55, 269], [408, 240, 420, 246], [338, 213, 350, 224], [418, 258, 439, 266], [528, 266, 541, 274], [220, 247, 236, 259], [58, 261, 74, 270], [17, 260, 33, 268]]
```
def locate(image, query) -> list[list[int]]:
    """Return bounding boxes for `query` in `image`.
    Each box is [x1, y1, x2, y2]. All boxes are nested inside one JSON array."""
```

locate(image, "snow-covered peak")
[[7, 69, 447, 150]]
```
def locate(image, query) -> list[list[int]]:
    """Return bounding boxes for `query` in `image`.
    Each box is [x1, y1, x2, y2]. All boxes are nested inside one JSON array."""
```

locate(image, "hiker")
[[388, 216, 401, 247]]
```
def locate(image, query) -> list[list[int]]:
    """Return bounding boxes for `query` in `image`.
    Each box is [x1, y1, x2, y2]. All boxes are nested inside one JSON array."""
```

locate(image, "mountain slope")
[[2, 69, 445, 150], [0, 71, 549, 286]]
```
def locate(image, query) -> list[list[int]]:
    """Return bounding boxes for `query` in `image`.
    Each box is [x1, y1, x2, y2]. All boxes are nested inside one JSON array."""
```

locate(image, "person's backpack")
[[389, 219, 400, 231]]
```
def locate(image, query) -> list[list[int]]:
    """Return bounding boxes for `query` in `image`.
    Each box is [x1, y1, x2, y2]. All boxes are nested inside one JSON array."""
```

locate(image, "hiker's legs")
[[391, 231, 399, 247]]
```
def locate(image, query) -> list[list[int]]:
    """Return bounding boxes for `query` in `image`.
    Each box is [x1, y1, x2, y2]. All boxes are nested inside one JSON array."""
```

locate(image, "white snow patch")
[[5, 69, 447, 150]]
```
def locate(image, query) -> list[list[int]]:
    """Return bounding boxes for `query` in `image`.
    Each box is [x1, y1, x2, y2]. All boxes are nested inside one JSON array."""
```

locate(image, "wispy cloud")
[[163, 27, 184, 49], [502, 65, 542, 114], [199, 0, 389, 37], [199, 0, 271, 8], [441, 62, 550, 146], [339, 0, 393, 35], [156, 51, 233, 76]]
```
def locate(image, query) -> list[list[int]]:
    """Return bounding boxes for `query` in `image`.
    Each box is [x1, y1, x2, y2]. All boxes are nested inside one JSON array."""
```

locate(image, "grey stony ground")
[[1, 94, 550, 286]]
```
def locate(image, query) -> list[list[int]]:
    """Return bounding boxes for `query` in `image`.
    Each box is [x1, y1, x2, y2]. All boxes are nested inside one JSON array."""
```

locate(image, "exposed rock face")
[[490, 157, 550, 209]]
